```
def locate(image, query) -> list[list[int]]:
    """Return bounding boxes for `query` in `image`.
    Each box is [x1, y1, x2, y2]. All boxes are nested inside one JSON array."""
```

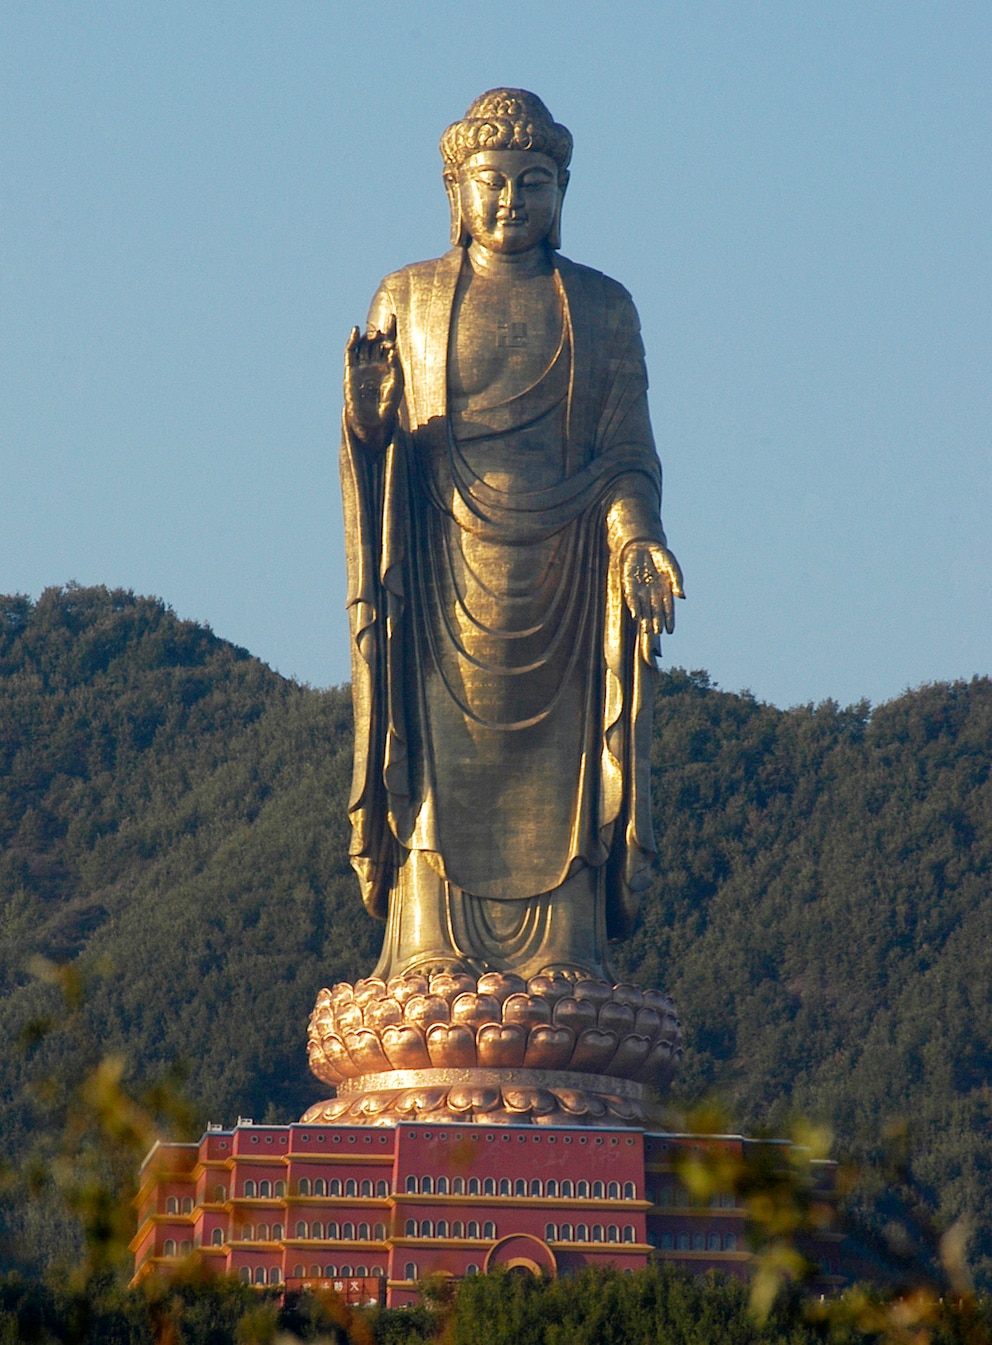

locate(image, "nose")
[[498, 176, 524, 213]]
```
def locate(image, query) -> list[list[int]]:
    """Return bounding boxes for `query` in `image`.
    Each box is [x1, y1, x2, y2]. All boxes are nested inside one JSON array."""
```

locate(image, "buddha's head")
[[440, 89, 573, 252]]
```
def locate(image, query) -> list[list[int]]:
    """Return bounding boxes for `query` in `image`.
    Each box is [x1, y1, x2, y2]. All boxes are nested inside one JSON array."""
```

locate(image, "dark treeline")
[[1, 586, 990, 1283]]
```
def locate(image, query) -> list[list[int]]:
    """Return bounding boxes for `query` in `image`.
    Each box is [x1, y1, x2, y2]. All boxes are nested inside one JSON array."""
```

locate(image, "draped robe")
[[341, 248, 668, 978]]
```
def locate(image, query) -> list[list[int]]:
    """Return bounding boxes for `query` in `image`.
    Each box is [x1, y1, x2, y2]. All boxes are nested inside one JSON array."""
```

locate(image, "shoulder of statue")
[[370, 251, 462, 326], [554, 254, 641, 334]]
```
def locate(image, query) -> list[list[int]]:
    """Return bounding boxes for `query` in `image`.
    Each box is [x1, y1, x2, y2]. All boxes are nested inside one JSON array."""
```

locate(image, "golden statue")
[[340, 89, 683, 988]]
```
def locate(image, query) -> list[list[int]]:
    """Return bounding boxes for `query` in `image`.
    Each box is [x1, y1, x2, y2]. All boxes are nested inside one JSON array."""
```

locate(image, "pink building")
[[132, 1121, 840, 1306]]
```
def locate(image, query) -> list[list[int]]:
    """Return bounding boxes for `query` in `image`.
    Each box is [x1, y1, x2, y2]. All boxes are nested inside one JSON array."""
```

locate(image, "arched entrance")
[[483, 1234, 557, 1278]]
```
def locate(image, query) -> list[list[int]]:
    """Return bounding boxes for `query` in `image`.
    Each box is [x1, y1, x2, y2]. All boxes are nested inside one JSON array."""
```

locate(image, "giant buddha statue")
[[306, 90, 684, 1126]]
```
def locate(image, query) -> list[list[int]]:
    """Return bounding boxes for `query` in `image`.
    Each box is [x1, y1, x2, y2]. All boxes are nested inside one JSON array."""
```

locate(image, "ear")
[[444, 170, 469, 247], [549, 169, 569, 250]]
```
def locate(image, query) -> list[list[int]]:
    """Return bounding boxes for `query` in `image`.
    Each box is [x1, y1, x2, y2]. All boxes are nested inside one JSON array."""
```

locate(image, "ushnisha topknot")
[[440, 88, 573, 181]]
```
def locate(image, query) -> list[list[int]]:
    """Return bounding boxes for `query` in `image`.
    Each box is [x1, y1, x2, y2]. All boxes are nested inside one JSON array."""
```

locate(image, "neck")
[[466, 241, 554, 279]]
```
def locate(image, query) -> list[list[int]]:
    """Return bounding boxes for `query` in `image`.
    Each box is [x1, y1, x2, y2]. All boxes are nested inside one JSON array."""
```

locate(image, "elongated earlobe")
[[549, 171, 569, 251], [444, 172, 469, 247]]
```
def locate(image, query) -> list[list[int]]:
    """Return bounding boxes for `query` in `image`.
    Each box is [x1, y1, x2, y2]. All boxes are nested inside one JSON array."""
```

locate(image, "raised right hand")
[[343, 314, 404, 448]]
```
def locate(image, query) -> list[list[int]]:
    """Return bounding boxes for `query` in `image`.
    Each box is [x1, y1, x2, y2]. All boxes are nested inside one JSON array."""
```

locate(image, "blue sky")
[[4, 2, 989, 708]]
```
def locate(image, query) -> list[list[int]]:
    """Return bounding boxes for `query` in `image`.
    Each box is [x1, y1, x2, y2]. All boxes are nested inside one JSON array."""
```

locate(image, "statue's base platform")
[[306, 973, 682, 1127], [131, 1119, 844, 1306]]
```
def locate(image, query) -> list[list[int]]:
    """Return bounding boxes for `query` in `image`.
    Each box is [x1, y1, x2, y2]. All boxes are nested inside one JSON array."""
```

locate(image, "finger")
[[385, 313, 397, 342], [345, 326, 361, 360]]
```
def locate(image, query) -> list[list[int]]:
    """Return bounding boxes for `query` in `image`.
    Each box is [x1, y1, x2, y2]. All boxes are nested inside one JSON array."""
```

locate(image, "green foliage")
[[1, 587, 991, 1289]]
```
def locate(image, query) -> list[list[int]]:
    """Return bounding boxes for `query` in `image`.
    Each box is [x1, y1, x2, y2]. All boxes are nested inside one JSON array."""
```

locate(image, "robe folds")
[[341, 247, 667, 952]]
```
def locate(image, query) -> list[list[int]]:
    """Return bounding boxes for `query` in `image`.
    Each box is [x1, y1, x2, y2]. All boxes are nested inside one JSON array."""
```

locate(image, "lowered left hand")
[[621, 541, 685, 636]]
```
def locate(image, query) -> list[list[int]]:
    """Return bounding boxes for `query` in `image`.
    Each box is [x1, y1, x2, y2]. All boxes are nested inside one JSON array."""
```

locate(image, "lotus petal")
[[522, 1024, 575, 1070], [598, 1002, 635, 1036], [633, 1007, 662, 1040], [569, 1028, 619, 1073], [606, 1033, 652, 1078], [364, 996, 403, 1031], [301, 1095, 353, 1123], [448, 1086, 500, 1114], [404, 994, 450, 1029], [611, 983, 645, 1011], [501, 993, 551, 1029], [396, 1086, 447, 1116], [316, 1033, 361, 1079], [635, 1039, 677, 1086], [344, 1028, 392, 1073], [306, 1041, 345, 1087], [502, 1086, 555, 1115], [329, 982, 355, 1008], [572, 979, 613, 1008], [381, 1023, 432, 1070], [552, 997, 597, 1035], [387, 973, 429, 1005], [477, 972, 528, 1003], [333, 1001, 364, 1035], [429, 971, 477, 1002], [551, 1087, 593, 1115], [426, 1022, 477, 1068], [451, 992, 501, 1030], [476, 1023, 526, 1068], [313, 987, 333, 1011], [353, 977, 388, 1007], [527, 973, 573, 1004]]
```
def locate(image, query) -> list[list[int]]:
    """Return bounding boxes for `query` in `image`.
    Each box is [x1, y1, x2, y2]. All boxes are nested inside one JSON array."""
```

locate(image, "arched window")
[[239, 1266, 250, 1283], [313, 1179, 326, 1197], [546, 1180, 558, 1198], [345, 1179, 357, 1197], [608, 1182, 620, 1199], [436, 1221, 447, 1238], [561, 1180, 573, 1198], [421, 1176, 433, 1194], [436, 1176, 449, 1194], [708, 1233, 721, 1250], [373, 1223, 386, 1240], [467, 1221, 480, 1239], [296, 1221, 308, 1238], [293, 1263, 304, 1277], [514, 1179, 526, 1196], [269, 1267, 281, 1285], [452, 1221, 464, 1238], [299, 1179, 311, 1196], [330, 1179, 342, 1196], [324, 1264, 337, 1276], [483, 1178, 496, 1196], [406, 1175, 418, 1193], [273, 1223, 283, 1241], [466, 1264, 479, 1276], [661, 1232, 674, 1250], [253, 1267, 266, 1284], [244, 1180, 256, 1198], [360, 1179, 372, 1197], [483, 1221, 496, 1239], [358, 1222, 370, 1240], [607, 1225, 619, 1242], [339, 1264, 352, 1276], [181, 1197, 193, 1214], [592, 1181, 604, 1199], [623, 1225, 635, 1243], [592, 1224, 604, 1242], [259, 1181, 271, 1198], [342, 1222, 355, 1240], [355, 1264, 368, 1276], [211, 1228, 224, 1246], [404, 1263, 418, 1281], [371, 1264, 384, 1277], [623, 1182, 635, 1200], [677, 1233, 689, 1250], [724, 1233, 737, 1251], [309, 1262, 322, 1276], [452, 1177, 465, 1194], [468, 1178, 480, 1195], [660, 1187, 673, 1207], [577, 1181, 589, 1198], [327, 1222, 339, 1240], [560, 1224, 573, 1241], [576, 1225, 588, 1242], [530, 1179, 542, 1196], [312, 1221, 324, 1239], [257, 1224, 270, 1242], [163, 1239, 176, 1256], [376, 1180, 389, 1197], [421, 1220, 433, 1238], [274, 1181, 285, 1197], [214, 1184, 227, 1202], [498, 1178, 510, 1196], [405, 1220, 416, 1236], [243, 1225, 255, 1241], [545, 1223, 558, 1241], [166, 1197, 178, 1214], [692, 1233, 705, 1251]]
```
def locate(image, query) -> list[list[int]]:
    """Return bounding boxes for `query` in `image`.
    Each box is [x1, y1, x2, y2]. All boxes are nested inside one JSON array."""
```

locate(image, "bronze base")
[[304, 971, 682, 1128]]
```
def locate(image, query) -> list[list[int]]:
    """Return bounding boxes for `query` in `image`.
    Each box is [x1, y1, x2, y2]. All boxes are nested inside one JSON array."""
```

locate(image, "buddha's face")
[[455, 150, 561, 254]]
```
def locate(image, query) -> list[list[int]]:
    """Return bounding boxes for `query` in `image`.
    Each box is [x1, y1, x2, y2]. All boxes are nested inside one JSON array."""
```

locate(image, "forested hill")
[[2, 586, 991, 1280]]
